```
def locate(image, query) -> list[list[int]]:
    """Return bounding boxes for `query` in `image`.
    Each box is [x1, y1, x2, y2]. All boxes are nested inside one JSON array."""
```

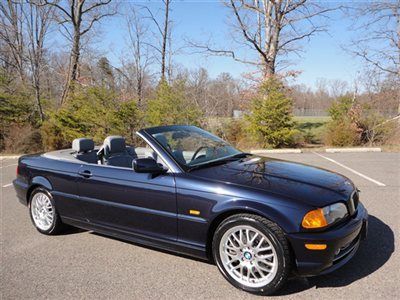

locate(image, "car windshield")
[[146, 126, 243, 169]]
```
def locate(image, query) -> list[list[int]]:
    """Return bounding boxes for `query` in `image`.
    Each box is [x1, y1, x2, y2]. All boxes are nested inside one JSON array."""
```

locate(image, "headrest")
[[72, 138, 94, 153], [154, 134, 169, 148], [104, 136, 126, 154]]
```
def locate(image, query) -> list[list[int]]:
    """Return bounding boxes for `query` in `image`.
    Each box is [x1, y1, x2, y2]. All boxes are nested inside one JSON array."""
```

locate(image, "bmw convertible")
[[13, 125, 368, 295]]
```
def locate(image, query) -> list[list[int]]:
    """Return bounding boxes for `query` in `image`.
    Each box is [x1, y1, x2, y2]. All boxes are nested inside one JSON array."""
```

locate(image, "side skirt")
[[61, 216, 209, 261]]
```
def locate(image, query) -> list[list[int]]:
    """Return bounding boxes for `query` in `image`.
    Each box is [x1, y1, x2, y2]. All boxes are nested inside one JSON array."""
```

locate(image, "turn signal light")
[[305, 243, 327, 250], [302, 208, 328, 229]]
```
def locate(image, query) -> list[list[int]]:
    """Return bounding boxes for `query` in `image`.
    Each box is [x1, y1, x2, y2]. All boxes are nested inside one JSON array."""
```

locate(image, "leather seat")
[[72, 138, 98, 163], [103, 136, 136, 168]]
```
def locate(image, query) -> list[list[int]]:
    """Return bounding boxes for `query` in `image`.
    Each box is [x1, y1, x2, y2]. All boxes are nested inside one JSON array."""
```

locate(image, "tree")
[[347, 1, 400, 113], [143, 0, 172, 81], [38, 0, 116, 104], [146, 80, 202, 126], [41, 85, 141, 149], [123, 6, 154, 103], [97, 57, 115, 90], [24, 3, 55, 121], [246, 77, 297, 147], [0, 1, 54, 121], [0, 1, 26, 82], [190, 0, 336, 78]]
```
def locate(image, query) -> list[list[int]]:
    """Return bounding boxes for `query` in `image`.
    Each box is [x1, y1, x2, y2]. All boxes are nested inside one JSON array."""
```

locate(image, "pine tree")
[[247, 77, 297, 148]]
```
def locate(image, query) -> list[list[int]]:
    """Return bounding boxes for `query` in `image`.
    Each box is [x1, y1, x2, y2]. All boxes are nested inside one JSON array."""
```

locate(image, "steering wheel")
[[191, 146, 210, 162]]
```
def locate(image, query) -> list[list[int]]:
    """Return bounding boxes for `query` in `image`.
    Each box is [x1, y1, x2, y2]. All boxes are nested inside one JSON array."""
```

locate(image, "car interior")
[[71, 136, 163, 169]]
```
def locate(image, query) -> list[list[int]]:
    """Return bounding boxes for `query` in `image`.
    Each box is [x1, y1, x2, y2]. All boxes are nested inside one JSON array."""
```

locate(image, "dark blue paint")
[[13, 126, 368, 276]]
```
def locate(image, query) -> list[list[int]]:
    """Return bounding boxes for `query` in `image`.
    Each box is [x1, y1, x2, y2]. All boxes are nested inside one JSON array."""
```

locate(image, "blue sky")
[[87, 1, 365, 89]]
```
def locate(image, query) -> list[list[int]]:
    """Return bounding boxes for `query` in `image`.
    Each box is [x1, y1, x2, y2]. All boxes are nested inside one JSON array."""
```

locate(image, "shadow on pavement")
[[90, 232, 213, 265], [275, 214, 395, 296], [61, 226, 86, 235], [71, 214, 393, 296]]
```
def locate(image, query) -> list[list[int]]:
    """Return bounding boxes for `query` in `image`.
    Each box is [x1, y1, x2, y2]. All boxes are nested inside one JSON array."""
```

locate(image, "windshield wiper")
[[187, 152, 252, 172]]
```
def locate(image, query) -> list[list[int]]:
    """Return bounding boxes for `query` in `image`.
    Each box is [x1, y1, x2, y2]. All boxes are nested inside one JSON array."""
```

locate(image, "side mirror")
[[133, 158, 166, 174]]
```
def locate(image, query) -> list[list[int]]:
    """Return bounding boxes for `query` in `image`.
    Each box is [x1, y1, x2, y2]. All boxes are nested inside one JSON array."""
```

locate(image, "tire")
[[29, 187, 65, 235], [212, 214, 291, 295]]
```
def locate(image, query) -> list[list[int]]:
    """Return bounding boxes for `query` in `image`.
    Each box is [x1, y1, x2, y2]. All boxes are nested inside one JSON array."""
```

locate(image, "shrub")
[[325, 96, 360, 146], [325, 96, 394, 146], [0, 72, 43, 152], [146, 80, 203, 126], [2, 124, 43, 153], [325, 120, 360, 146], [357, 109, 395, 145], [41, 86, 141, 150], [246, 77, 298, 148]]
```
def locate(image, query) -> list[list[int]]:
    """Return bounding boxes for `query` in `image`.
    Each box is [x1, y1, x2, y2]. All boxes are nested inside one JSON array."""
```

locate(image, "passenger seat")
[[72, 138, 98, 163], [103, 136, 137, 168]]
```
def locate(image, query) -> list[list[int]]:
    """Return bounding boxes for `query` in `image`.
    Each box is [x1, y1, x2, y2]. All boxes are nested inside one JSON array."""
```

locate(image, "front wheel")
[[29, 187, 65, 235], [212, 214, 291, 295]]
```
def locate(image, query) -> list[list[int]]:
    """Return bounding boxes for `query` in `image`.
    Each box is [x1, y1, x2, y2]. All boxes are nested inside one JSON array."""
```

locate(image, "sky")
[[80, 0, 366, 90]]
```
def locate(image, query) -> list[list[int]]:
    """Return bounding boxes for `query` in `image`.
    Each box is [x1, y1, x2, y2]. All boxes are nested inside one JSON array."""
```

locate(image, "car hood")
[[190, 155, 355, 207]]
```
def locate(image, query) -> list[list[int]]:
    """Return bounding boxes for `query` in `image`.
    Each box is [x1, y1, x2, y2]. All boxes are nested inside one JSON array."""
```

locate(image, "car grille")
[[348, 190, 359, 215]]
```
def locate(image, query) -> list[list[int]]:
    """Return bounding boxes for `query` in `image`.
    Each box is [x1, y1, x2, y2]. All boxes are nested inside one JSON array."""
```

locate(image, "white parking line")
[[0, 163, 17, 169], [312, 152, 386, 187], [2, 183, 12, 188]]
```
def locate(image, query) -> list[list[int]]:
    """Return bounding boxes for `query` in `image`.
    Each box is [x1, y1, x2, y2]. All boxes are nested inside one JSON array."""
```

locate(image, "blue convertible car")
[[13, 125, 368, 295]]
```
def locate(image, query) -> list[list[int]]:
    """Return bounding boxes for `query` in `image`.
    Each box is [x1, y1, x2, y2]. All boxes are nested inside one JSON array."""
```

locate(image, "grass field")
[[294, 116, 331, 145], [293, 116, 331, 123]]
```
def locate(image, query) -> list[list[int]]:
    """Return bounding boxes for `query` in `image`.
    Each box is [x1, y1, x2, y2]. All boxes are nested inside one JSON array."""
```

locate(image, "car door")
[[76, 164, 177, 241]]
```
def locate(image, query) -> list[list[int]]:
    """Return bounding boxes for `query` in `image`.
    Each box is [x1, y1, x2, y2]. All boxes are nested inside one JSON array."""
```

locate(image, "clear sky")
[[84, 0, 366, 89]]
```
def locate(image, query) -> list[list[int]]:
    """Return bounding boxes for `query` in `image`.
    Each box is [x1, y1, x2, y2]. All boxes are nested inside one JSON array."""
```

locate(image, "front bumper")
[[287, 202, 368, 276]]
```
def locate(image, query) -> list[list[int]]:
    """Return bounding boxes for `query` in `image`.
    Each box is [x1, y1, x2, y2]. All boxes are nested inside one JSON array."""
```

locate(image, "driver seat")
[[103, 136, 137, 168]]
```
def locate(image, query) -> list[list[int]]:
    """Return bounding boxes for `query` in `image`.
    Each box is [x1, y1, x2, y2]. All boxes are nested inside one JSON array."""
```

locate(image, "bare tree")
[[0, 1, 26, 82], [143, 0, 172, 81], [0, 1, 54, 121], [23, 3, 55, 121], [190, 0, 336, 78], [124, 7, 154, 103], [38, 0, 116, 104], [347, 1, 400, 113]]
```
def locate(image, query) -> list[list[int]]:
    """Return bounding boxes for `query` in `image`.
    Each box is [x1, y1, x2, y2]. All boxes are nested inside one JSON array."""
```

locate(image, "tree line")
[[0, 0, 399, 153]]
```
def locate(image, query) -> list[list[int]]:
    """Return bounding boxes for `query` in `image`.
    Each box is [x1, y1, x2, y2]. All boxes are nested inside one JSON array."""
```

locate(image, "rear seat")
[[72, 138, 98, 163]]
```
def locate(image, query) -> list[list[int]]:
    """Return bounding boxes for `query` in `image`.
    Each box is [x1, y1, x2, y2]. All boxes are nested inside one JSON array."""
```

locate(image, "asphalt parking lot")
[[1, 152, 399, 299]]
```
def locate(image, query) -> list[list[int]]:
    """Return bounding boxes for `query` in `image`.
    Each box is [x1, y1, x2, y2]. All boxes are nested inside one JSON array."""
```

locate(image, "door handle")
[[78, 170, 92, 178]]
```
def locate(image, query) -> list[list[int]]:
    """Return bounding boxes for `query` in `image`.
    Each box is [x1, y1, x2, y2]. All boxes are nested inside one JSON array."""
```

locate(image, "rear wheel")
[[29, 187, 64, 235], [212, 214, 291, 295]]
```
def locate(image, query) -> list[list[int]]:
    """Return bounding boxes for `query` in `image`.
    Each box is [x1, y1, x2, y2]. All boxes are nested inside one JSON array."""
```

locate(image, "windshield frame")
[[142, 125, 244, 172]]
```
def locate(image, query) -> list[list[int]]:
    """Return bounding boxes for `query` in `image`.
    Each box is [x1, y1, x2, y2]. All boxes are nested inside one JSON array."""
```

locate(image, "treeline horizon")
[[0, 1, 399, 153]]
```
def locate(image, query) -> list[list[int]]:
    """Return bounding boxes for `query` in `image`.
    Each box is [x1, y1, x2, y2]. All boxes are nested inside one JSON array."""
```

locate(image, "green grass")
[[294, 116, 331, 145], [293, 116, 331, 123]]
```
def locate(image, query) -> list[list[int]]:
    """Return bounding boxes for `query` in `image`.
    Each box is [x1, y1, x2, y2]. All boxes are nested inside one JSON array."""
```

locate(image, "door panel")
[[77, 165, 177, 241]]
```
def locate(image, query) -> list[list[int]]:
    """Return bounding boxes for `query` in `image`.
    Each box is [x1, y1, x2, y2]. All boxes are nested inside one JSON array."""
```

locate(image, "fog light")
[[305, 243, 327, 250]]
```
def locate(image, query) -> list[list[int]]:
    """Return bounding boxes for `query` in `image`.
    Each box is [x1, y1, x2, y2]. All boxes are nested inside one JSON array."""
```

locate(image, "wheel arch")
[[206, 207, 281, 261], [27, 176, 53, 204]]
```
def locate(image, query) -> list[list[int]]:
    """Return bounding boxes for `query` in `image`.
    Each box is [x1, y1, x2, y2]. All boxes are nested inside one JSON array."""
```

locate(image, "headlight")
[[302, 203, 348, 229]]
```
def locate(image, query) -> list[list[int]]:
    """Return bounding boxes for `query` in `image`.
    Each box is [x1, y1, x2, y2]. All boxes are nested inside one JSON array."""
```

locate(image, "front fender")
[[211, 198, 304, 233]]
